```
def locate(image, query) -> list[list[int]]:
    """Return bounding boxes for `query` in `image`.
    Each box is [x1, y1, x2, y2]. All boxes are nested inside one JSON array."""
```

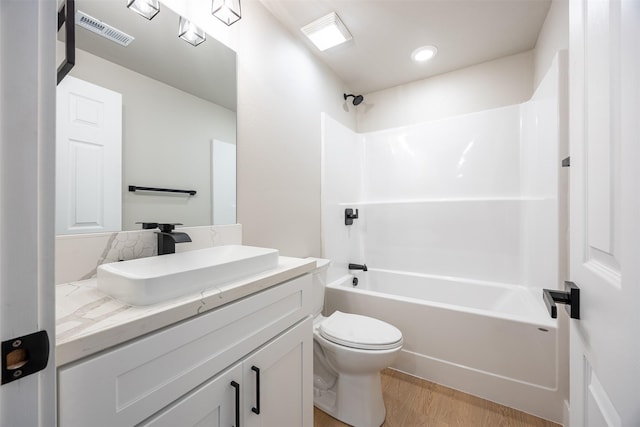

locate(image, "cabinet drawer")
[[58, 274, 311, 427]]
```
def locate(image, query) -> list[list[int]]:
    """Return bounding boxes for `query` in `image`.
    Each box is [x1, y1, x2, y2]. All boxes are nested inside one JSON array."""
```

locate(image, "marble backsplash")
[[55, 224, 242, 285]]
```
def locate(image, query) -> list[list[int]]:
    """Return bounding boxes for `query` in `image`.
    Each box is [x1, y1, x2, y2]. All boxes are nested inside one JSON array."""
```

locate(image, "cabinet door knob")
[[251, 366, 261, 415], [230, 381, 240, 427]]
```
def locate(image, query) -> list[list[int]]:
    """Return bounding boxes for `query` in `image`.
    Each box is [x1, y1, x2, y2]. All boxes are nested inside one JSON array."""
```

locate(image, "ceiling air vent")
[[76, 11, 135, 47]]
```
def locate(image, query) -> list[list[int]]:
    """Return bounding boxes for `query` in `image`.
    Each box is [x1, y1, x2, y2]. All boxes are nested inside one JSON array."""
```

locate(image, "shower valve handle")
[[345, 208, 359, 225]]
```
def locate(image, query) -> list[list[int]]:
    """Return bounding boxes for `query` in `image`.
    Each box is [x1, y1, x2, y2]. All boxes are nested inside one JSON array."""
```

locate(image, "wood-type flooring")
[[314, 369, 561, 427]]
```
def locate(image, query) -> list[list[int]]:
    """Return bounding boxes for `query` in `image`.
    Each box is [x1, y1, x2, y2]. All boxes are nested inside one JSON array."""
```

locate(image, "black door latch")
[[2, 330, 50, 385], [543, 281, 580, 319]]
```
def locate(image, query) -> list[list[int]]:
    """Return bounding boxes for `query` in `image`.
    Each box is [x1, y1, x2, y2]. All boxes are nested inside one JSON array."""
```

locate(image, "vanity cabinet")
[[141, 319, 311, 427], [58, 275, 312, 427]]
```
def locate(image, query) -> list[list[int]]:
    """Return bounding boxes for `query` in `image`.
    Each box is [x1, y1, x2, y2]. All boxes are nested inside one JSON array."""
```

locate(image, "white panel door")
[[569, 1, 640, 425], [56, 76, 122, 234]]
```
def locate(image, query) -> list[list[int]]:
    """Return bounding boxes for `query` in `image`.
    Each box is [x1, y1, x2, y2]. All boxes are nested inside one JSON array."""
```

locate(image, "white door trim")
[[0, 0, 56, 425]]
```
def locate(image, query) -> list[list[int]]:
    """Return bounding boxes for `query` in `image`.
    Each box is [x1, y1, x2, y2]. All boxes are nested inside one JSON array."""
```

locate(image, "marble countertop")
[[56, 256, 316, 367]]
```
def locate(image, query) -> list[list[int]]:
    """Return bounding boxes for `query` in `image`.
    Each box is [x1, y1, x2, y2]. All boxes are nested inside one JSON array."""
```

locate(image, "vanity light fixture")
[[178, 17, 206, 46], [411, 45, 438, 62], [301, 12, 352, 51], [127, 0, 160, 20], [212, 0, 242, 26]]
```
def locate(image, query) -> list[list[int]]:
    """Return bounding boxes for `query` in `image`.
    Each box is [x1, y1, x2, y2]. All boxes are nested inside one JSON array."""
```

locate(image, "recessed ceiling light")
[[301, 12, 352, 51], [411, 45, 438, 62]]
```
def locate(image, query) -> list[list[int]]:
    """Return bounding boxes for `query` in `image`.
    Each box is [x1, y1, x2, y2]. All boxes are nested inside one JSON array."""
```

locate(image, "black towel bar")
[[128, 186, 196, 196]]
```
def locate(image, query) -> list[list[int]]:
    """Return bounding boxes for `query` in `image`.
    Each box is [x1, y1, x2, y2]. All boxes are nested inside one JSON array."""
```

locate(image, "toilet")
[[309, 258, 403, 427]]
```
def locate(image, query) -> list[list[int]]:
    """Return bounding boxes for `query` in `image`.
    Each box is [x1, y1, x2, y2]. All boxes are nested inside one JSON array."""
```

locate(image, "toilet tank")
[[306, 257, 331, 317]]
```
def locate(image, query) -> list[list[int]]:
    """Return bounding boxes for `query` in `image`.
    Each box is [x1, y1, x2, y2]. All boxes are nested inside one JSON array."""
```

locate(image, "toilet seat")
[[319, 311, 403, 350]]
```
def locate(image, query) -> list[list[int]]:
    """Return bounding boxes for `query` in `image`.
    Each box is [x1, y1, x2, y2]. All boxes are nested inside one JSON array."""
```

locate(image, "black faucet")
[[155, 223, 192, 255], [348, 263, 368, 272]]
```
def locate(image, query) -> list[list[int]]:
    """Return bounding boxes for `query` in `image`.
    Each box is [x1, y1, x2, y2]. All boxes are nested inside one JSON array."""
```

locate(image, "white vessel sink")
[[97, 245, 279, 305]]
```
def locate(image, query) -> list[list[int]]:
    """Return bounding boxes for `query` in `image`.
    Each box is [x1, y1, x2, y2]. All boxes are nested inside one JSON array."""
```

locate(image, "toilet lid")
[[319, 311, 403, 350]]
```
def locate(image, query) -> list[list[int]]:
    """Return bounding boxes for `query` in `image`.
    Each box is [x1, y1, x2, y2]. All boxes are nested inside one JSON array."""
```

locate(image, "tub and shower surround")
[[323, 101, 558, 287], [320, 56, 566, 423]]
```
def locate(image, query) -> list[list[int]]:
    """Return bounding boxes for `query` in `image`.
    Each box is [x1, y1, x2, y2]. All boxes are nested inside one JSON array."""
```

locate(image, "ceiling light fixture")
[[301, 12, 352, 51], [411, 45, 438, 62], [126, 0, 160, 20], [212, 0, 242, 26], [178, 17, 206, 46]]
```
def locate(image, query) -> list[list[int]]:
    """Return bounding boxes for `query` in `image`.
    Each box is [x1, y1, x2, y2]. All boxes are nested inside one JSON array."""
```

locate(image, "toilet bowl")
[[308, 258, 403, 427]]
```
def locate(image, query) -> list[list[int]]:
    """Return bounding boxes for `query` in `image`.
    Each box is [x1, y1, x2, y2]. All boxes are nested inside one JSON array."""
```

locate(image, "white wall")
[[533, 0, 569, 88], [165, 0, 357, 257], [357, 50, 534, 133], [320, 113, 364, 284], [68, 48, 236, 231], [234, 2, 356, 257]]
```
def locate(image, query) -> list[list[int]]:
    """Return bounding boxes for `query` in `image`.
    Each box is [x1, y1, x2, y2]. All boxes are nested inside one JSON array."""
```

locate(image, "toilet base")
[[314, 372, 386, 427]]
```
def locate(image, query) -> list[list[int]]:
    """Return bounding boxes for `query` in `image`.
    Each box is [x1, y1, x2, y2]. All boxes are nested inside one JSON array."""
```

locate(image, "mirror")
[[57, 0, 236, 233]]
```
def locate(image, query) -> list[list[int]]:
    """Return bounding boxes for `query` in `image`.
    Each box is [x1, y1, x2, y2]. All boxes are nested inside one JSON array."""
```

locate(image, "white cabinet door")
[[140, 363, 243, 427], [56, 75, 122, 234], [569, 1, 640, 425], [244, 318, 313, 427]]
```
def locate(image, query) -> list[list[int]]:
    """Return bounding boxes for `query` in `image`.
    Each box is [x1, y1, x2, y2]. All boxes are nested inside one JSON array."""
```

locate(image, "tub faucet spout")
[[348, 263, 368, 272]]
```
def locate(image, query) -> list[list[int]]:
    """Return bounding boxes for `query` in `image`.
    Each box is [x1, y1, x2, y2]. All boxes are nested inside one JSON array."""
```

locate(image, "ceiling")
[[260, 0, 552, 94], [69, 0, 237, 111]]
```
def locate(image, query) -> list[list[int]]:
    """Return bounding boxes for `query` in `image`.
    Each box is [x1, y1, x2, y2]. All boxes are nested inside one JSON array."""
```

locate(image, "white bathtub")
[[324, 269, 563, 422]]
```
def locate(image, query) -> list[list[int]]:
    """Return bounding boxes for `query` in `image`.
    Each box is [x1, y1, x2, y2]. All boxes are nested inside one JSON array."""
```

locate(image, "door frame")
[[0, 0, 57, 425]]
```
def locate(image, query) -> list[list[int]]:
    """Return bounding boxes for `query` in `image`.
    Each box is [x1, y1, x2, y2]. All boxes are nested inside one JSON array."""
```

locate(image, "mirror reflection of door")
[[56, 76, 122, 235]]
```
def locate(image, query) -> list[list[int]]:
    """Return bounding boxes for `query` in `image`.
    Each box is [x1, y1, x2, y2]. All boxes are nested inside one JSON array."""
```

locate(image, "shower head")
[[344, 93, 364, 106]]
